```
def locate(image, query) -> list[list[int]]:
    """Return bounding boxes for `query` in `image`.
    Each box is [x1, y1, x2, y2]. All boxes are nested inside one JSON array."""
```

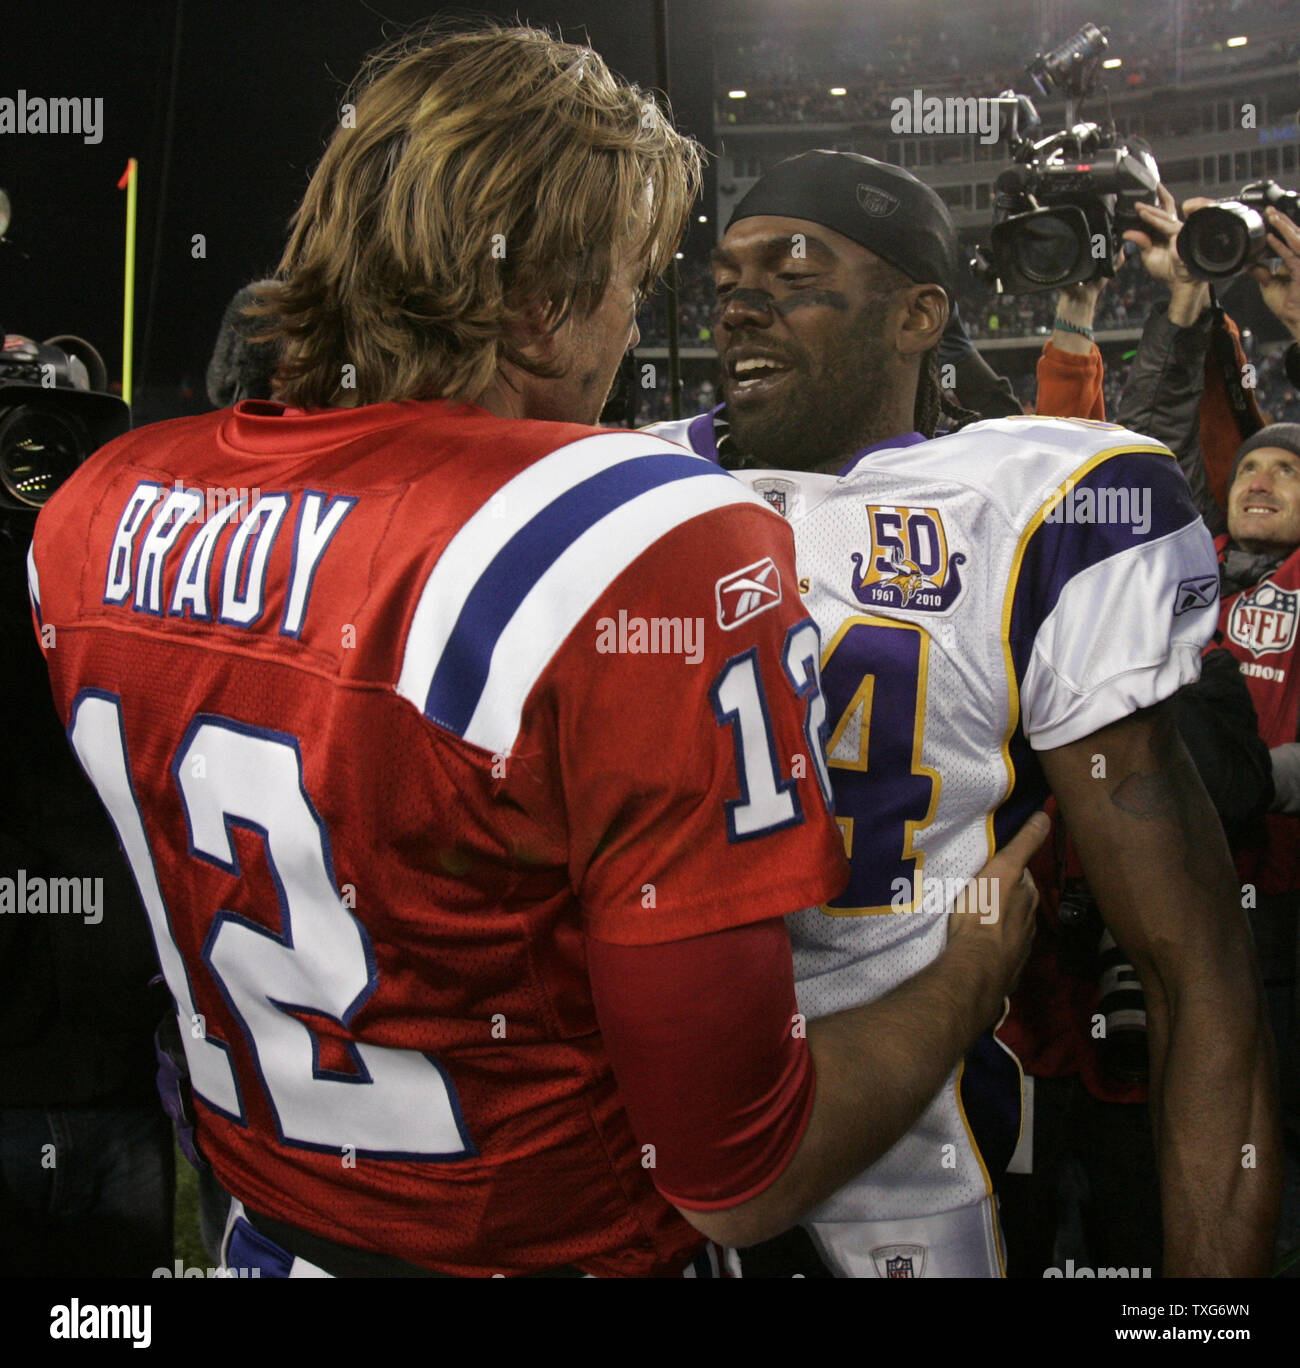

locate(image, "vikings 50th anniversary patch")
[[850, 505, 966, 612]]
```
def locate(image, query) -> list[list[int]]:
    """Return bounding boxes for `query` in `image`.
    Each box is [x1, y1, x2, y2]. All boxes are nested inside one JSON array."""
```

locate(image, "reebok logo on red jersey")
[[716, 557, 782, 630]]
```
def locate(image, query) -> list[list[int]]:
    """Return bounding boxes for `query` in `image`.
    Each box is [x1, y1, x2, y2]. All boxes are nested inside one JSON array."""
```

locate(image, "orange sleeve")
[[1034, 340, 1106, 422]]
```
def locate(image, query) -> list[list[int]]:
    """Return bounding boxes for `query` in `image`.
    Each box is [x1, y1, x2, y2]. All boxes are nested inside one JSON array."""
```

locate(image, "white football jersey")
[[646, 413, 1220, 1269]]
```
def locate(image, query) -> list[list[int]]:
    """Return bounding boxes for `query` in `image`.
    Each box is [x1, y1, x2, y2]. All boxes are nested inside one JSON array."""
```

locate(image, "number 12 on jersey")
[[710, 620, 834, 841], [67, 689, 474, 1162]]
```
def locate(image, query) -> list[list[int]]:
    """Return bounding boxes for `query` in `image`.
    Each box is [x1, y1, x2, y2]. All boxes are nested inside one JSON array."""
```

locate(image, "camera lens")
[[1013, 211, 1085, 286], [0, 405, 88, 508], [1178, 203, 1264, 280]]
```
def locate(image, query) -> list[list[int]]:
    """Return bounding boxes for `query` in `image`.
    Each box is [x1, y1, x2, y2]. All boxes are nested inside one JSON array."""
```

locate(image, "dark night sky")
[[0, 1, 716, 408]]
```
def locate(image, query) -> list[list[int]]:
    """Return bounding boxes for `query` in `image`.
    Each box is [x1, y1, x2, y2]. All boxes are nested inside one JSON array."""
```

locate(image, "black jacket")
[[1175, 647, 1274, 836], [1114, 300, 1283, 816], [0, 523, 167, 1106], [1114, 299, 1227, 537]]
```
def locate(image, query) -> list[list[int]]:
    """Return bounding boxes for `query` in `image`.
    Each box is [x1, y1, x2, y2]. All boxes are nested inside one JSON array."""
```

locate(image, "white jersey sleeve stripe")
[[1000, 444, 1216, 749], [397, 432, 704, 712], [463, 472, 764, 755], [26, 541, 41, 623], [396, 432, 763, 754], [1021, 521, 1217, 749]]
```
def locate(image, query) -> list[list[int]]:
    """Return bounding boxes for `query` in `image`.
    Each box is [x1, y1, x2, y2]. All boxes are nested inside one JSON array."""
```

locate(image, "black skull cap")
[[727, 150, 959, 300]]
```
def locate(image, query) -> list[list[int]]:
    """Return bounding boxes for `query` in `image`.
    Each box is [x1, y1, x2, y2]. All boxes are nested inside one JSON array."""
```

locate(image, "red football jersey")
[[30, 397, 844, 1276]]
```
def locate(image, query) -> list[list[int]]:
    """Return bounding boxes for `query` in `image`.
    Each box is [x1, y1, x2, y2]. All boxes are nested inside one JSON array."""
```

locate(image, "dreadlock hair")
[[912, 347, 982, 438]]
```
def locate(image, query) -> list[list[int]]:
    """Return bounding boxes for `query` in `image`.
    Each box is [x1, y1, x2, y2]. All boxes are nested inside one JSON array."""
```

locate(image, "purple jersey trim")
[[691, 410, 921, 476], [991, 448, 1200, 850], [689, 406, 724, 464], [1005, 449, 1199, 693]]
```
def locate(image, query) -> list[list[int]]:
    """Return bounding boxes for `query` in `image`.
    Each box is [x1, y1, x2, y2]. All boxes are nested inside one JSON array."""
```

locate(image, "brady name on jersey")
[[29, 395, 847, 1277]]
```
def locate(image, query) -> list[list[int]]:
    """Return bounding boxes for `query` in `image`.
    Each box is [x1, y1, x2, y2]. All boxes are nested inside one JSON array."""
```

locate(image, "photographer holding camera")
[[1119, 186, 1300, 537], [975, 201, 1281, 1278], [0, 314, 173, 1274], [1114, 184, 1300, 1267]]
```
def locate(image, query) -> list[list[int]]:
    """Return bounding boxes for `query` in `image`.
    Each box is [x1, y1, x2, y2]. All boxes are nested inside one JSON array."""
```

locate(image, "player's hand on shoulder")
[[944, 811, 1048, 1016]]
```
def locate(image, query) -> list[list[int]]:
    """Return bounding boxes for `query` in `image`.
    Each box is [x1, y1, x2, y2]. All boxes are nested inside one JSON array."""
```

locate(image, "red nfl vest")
[[1215, 533, 1300, 892]]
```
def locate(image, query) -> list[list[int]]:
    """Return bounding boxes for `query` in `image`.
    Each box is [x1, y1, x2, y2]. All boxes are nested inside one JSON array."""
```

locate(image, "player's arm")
[[1038, 703, 1281, 1276], [589, 816, 1046, 1250], [562, 468, 1038, 1250]]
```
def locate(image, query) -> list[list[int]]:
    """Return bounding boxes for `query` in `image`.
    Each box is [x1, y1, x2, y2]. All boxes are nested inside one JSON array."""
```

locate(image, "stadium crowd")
[[10, 9, 1300, 1292], [715, 0, 1300, 125], [634, 258, 1300, 428]]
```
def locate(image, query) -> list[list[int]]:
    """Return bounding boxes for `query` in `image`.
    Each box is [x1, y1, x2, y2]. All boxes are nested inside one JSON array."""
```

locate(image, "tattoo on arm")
[[1108, 705, 1237, 897]]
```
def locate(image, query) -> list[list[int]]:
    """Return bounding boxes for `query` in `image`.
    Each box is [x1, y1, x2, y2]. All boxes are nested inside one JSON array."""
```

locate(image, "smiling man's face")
[[1228, 445, 1300, 553], [709, 215, 914, 472]]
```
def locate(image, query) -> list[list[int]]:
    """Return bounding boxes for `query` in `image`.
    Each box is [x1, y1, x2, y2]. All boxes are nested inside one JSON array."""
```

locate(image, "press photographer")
[[0, 186, 171, 1276], [973, 24, 1160, 296]]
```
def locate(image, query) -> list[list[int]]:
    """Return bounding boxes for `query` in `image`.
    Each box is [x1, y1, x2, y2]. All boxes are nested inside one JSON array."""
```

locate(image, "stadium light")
[[1227, 35, 1248, 47], [1102, 57, 1122, 69], [829, 86, 847, 96], [728, 89, 747, 99]]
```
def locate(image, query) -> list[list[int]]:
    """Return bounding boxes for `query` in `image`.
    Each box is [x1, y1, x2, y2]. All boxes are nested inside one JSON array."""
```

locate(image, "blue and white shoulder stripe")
[[395, 430, 766, 756]]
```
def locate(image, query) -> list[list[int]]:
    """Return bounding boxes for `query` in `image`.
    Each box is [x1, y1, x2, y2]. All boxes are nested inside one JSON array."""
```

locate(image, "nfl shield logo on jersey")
[[752, 477, 798, 519], [850, 506, 966, 612], [873, 1244, 927, 1278], [1228, 579, 1299, 656]]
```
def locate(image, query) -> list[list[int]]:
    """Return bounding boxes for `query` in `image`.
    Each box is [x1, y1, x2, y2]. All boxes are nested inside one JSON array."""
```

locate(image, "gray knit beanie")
[[1230, 423, 1300, 488]]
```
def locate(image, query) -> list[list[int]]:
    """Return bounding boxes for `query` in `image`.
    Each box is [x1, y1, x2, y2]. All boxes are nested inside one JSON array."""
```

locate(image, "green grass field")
[[172, 1142, 209, 1269]]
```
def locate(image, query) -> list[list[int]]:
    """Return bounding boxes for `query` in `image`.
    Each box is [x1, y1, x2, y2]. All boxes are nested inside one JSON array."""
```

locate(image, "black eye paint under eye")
[[712, 286, 851, 319], [774, 288, 850, 314]]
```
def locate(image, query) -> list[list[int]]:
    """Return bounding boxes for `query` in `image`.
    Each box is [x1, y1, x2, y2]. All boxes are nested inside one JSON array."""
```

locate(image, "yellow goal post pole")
[[117, 158, 138, 407]]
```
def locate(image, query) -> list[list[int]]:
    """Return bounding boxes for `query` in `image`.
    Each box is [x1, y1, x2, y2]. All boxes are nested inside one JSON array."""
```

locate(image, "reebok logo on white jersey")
[[1173, 574, 1219, 616], [716, 557, 782, 629]]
